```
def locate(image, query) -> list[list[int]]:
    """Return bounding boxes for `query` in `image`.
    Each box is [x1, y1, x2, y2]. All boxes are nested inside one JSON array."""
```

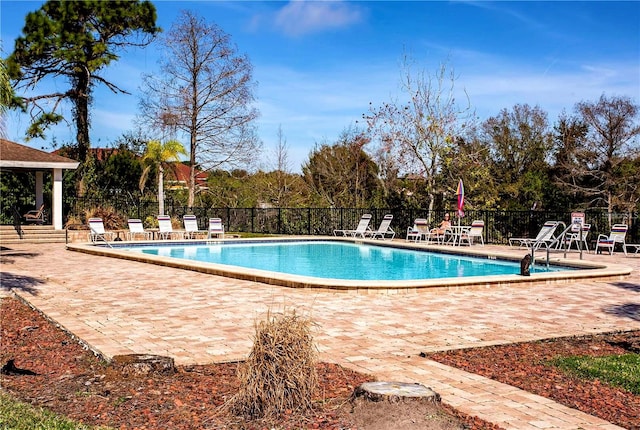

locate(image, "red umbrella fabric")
[[456, 179, 465, 218]]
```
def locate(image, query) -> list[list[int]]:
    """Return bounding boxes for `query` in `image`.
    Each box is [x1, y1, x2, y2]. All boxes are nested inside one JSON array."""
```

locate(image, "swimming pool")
[[67, 238, 622, 291], [127, 240, 565, 281]]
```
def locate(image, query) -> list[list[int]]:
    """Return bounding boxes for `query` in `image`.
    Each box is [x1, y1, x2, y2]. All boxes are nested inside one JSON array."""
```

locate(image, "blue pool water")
[[123, 240, 567, 281]]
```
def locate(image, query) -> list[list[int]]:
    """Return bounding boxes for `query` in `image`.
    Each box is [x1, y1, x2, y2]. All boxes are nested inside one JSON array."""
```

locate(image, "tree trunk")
[[74, 72, 91, 164], [188, 163, 196, 210], [109, 354, 175, 378], [158, 166, 165, 215]]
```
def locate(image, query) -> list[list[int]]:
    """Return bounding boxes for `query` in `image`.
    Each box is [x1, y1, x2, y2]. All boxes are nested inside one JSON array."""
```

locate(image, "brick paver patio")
[[1, 241, 639, 429]]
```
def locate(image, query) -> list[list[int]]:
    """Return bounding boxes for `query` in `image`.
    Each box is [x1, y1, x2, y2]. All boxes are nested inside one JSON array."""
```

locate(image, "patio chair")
[[508, 221, 560, 250], [595, 224, 628, 255], [127, 218, 152, 241], [368, 214, 395, 240], [333, 214, 373, 238], [207, 218, 225, 239], [157, 215, 185, 240], [458, 220, 485, 246], [88, 218, 115, 243], [563, 223, 591, 251], [406, 218, 429, 242], [23, 204, 45, 224], [183, 215, 206, 239]]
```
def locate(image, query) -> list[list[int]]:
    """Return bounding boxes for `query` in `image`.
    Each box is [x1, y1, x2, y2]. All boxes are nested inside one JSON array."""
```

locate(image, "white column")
[[35, 171, 44, 209], [52, 168, 63, 230]]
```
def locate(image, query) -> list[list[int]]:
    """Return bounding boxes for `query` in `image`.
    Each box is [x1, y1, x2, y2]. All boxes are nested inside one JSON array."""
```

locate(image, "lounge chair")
[[333, 214, 372, 238], [429, 226, 451, 245], [157, 215, 184, 240], [406, 218, 429, 242], [458, 220, 485, 246], [625, 243, 640, 255], [563, 223, 590, 251], [595, 224, 628, 255], [88, 218, 115, 243], [369, 214, 395, 240], [23, 204, 45, 224], [207, 218, 225, 239], [127, 219, 152, 241], [508, 221, 560, 250], [183, 215, 206, 239]]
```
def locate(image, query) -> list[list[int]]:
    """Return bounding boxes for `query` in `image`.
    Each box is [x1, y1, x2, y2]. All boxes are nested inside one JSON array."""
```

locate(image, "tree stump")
[[352, 381, 441, 405], [109, 354, 176, 378]]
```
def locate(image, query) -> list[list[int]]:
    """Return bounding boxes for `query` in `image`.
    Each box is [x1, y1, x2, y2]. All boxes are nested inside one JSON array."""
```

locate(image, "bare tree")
[[364, 57, 473, 213], [139, 10, 261, 208], [269, 125, 295, 206], [554, 94, 640, 213]]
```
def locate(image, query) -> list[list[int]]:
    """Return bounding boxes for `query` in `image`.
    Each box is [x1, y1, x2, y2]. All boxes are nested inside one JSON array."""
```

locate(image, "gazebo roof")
[[0, 138, 79, 170]]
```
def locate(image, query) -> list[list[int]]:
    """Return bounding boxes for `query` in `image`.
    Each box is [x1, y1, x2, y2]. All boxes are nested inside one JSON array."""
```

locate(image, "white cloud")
[[274, 1, 364, 36], [458, 60, 640, 120]]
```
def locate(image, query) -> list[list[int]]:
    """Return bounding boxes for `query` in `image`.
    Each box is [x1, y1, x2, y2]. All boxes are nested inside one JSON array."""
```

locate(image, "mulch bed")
[[1, 296, 499, 429], [4, 295, 637, 429], [427, 332, 640, 430]]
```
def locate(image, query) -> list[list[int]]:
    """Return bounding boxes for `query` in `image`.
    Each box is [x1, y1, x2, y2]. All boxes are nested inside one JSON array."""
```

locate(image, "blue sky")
[[2, 1, 639, 172]]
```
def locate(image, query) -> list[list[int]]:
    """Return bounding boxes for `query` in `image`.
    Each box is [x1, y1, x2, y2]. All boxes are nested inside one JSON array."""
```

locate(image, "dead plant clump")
[[229, 310, 318, 421], [83, 206, 125, 229]]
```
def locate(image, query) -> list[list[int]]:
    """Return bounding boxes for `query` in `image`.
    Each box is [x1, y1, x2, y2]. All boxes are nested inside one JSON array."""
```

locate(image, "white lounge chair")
[[127, 218, 152, 241], [563, 223, 590, 251], [458, 220, 485, 246], [208, 217, 225, 239], [406, 218, 429, 242], [369, 214, 395, 240], [183, 215, 206, 239], [157, 215, 184, 240], [625, 243, 640, 255], [88, 217, 115, 243], [509, 221, 560, 250], [595, 224, 628, 255], [333, 214, 372, 238]]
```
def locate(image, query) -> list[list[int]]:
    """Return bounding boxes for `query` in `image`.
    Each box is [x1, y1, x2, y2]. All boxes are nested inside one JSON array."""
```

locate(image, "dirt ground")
[[1, 296, 637, 429]]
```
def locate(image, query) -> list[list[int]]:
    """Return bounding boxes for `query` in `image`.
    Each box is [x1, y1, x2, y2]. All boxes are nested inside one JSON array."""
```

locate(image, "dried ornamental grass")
[[83, 206, 125, 229], [230, 310, 318, 420]]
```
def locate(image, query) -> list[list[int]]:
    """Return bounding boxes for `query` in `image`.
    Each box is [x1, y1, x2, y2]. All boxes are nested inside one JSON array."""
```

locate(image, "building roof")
[[166, 162, 209, 189], [0, 138, 79, 170]]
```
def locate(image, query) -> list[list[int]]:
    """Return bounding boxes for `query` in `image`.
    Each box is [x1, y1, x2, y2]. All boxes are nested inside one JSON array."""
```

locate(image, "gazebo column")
[[35, 171, 44, 209], [52, 168, 63, 230]]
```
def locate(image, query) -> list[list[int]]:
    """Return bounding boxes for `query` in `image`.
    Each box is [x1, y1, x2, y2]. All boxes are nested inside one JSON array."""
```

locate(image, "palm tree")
[[139, 139, 187, 215], [0, 59, 15, 137]]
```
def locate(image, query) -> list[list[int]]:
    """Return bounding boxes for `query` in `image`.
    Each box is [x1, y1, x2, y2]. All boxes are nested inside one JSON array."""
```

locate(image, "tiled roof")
[[0, 139, 79, 169], [168, 162, 208, 186]]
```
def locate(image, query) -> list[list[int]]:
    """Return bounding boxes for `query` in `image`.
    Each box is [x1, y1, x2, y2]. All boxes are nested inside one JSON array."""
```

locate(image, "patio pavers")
[[1, 242, 639, 429]]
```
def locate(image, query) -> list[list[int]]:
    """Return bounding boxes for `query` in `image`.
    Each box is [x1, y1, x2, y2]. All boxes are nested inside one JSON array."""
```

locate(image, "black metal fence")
[[58, 196, 640, 245]]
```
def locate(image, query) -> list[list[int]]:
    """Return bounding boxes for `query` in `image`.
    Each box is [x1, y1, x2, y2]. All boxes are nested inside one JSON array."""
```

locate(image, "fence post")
[[251, 207, 255, 233], [484, 210, 489, 245]]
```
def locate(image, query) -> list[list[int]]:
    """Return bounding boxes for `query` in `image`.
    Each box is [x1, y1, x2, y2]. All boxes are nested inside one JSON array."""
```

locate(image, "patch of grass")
[[227, 231, 276, 238], [0, 391, 111, 429], [551, 353, 640, 394]]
